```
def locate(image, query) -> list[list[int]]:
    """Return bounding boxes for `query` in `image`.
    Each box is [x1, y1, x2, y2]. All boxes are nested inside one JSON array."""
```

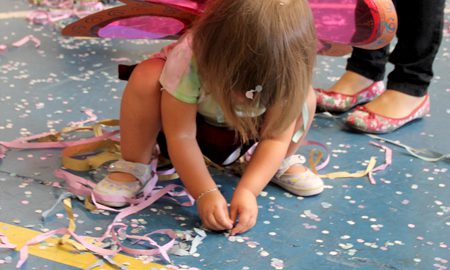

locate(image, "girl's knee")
[[126, 58, 165, 98]]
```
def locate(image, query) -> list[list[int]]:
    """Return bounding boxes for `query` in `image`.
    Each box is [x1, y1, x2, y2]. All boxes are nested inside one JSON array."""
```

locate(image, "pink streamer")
[[68, 108, 98, 127], [42, 0, 74, 9], [0, 130, 119, 156], [27, 1, 103, 25], [16, 180, 193, 267], [12, 35, 41, 48], [368, 142, 393, 184]]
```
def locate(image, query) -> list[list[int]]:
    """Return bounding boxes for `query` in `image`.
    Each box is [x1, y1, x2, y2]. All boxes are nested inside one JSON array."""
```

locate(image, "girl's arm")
[[230, 108, 297, 235], [161, 91, 233, 231]]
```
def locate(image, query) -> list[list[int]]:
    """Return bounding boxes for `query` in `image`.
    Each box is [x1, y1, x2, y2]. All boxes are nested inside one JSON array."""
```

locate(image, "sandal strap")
[[276, 154, 306, 178], [108, 159, 152, 186]]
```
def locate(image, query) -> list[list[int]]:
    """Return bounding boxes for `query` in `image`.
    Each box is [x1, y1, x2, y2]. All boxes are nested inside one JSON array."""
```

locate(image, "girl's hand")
[[197, 190, 233, 231], [229, 187, 258, 235]]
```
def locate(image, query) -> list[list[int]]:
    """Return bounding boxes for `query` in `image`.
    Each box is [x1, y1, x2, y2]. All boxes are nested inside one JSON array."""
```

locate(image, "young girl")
[[94, 0, 323, 235]]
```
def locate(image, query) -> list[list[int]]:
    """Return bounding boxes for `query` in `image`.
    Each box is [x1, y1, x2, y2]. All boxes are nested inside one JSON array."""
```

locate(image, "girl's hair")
[[192, 0, 316, 143]]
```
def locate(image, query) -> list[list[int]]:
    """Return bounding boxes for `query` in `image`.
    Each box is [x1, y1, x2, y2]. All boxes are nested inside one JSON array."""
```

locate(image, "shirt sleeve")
[[159, 33, 201, 104]]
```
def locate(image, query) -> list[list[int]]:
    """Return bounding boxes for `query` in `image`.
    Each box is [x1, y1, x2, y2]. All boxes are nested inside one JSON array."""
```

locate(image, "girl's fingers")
[[231, 211, 254, 235], [230, 205, 237, 225], [206, 213, 221, 230], [214, 206, 233, 230]]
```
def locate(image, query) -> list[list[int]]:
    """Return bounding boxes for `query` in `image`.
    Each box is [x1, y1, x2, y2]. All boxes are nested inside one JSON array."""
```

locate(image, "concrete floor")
[[0, 1, 449, 269]]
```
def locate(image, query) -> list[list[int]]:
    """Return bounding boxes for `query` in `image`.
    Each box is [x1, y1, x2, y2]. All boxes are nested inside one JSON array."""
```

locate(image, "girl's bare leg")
[[284, 87, 317, 174], [109, 58, 165, 183]]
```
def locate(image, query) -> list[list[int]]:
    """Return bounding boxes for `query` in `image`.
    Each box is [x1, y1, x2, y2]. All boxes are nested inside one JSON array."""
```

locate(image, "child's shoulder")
[[159, 32, 200, 103]]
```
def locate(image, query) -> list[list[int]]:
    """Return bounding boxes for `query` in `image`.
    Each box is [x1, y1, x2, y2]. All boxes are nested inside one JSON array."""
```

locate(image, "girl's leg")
[[109, 58, 165, 183], [284, 87, 317, 174], [271, 87, 324, 196]]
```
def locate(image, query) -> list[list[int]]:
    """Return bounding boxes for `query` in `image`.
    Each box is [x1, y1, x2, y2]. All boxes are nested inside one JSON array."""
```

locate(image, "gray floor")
[[0, 1, 449, 269]]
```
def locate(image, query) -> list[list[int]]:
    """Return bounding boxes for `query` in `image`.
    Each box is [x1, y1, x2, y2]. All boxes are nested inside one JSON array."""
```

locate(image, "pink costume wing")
[[311, 0, 397, 56], [62, 0, 200, 39], [62, 0, 396, 56]]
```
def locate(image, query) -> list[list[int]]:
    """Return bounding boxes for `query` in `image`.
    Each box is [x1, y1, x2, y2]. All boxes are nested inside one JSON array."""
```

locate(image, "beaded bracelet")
[[196, 187, 219, 201]]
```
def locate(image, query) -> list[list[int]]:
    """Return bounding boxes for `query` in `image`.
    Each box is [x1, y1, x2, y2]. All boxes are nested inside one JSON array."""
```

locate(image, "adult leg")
[[363, 0, 445, 118], [325, 45, 389, 95], [315, 46, 389, 112]]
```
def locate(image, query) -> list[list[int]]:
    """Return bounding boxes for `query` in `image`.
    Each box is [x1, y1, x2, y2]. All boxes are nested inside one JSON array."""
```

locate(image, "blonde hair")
[[193, 0, 316, 143]]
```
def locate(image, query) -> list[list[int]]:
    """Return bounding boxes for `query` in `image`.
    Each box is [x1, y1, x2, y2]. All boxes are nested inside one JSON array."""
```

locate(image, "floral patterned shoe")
[[93, 159, 153, 207], [344, 95, 430, 133], [271, 155, 324, 197], [315, 81, 385, 112]]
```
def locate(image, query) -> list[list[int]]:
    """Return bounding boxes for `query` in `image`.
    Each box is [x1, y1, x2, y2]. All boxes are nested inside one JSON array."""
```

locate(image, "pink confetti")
[[111, 57, 132, 62], [302, 223, 317, 229]]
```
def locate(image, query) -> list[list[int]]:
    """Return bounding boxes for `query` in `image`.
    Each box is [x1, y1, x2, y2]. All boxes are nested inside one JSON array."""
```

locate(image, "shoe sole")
[[272, 181, 324, 197]]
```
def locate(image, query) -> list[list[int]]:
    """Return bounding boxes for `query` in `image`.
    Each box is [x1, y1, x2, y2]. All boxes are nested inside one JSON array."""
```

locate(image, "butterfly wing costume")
[[62, 0, 397, 56]]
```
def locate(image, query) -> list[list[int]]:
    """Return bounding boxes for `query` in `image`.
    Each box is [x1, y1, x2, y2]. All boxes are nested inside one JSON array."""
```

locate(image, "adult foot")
[[327, 71, 374, 95], [315, 71, 384, 112], [345, 90, 430, 133], [363, 90, 428, 118]]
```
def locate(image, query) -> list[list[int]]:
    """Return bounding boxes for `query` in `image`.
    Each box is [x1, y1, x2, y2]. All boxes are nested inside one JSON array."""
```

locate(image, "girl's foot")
[[271, 155, 324, 196], [345, 90, 430, 133], [315, 71, 385, 112], [93, 160, 153, 207]]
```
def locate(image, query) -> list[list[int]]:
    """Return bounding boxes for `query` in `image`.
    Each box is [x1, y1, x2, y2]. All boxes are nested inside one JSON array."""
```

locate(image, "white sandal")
[[93, 159, 153, 207], [271, 155, 324, 196]]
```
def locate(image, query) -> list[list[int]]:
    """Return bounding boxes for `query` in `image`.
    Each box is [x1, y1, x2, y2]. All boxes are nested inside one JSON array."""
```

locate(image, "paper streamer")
[[12, 35, 41, 48], [308, 149, 323, 174], [319, 156, 377, 180], [368, 134, 450, 162], [367, 142, 392, 184], [27, 0, 104, 25], [0, 35, 41, 54], [0, 232, 16, 249], [68, 108, 98, 127], [41, 192, 73, 221]]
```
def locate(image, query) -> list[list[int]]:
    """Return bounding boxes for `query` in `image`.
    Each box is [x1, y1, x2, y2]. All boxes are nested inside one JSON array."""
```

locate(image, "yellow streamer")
[[308, 149, 323, 175], [59, 198, 87, 251], [319, 156, 377, 179]]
